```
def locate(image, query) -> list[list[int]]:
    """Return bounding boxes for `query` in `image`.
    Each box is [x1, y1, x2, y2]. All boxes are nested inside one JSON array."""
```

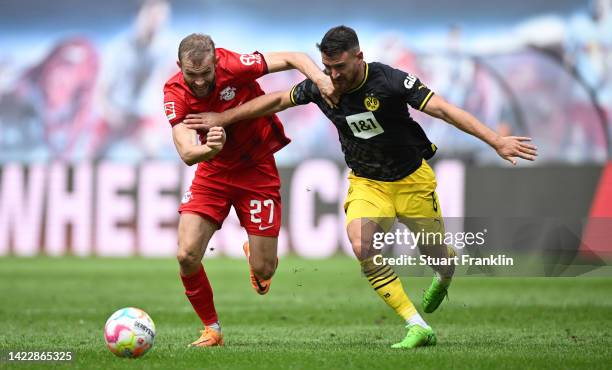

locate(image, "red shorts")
[[179, 155, 282, 237]]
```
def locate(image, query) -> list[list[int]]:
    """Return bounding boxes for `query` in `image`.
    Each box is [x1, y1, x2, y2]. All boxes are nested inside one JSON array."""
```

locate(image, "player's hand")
[[184, 112, 226, 131], [206, 126, 226, 152], [314, 75, 339, 108], [495, 136, 538, 165]]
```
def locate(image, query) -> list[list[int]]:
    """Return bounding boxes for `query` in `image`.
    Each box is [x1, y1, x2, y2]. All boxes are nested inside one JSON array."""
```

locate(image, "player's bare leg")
[[243, 235, 278, 295], [177, 213, 216, 275], [177, 213, 224, 347], [347, 216, 436, 348]]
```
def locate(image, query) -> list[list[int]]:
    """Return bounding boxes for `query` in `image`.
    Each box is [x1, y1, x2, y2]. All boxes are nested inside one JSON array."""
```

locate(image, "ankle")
[[406, 313, 430, 329], [207, 322, 221, 332]]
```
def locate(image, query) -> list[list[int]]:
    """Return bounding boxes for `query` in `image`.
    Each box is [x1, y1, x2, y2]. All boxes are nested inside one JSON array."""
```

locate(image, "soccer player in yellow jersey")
[[183, 26, 538, 348]]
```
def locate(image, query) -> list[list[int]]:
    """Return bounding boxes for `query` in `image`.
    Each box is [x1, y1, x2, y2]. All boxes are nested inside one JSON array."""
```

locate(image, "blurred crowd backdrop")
[[0, 0, 610, 258]]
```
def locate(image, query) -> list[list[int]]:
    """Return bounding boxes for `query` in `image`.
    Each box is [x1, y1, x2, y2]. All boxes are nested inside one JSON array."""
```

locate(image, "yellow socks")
[[361, 257, 417, 321]]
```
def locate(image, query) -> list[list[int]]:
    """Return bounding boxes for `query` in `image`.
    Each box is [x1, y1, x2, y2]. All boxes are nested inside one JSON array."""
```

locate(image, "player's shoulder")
[[214, 47, 262, 77], [163, 70, 185, 94], [211, 47, 230, 70], [215, 47, 260, 65], [369, 61, 396, 74], [215, 47, 231, 60], [368, 61, 418, 89], [369, 61, 405, 79], [367, 62, 398, 85]]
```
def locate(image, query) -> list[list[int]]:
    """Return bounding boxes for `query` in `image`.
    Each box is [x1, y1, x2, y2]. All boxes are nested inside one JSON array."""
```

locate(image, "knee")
[[176, 246, 202, 272], [251, 258, 276, 280], [347, 219, 379, 259], [350, 238, 364, 258], [347, 228, 362, 257], [349, 234, 375, 260]]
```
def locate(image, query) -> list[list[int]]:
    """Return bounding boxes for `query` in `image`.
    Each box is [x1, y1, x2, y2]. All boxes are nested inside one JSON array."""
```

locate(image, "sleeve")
[[289, 79, 319, 106], [223, 49, 268, 82], [163, 87, 188, 127], [386, 66, 435, 111]]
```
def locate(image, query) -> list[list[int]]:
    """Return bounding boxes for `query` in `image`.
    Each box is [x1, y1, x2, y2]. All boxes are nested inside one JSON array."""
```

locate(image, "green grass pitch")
[[1, 257, 611, 369]]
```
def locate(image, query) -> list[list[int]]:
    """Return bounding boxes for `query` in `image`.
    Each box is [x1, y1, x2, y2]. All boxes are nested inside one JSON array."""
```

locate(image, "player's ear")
[[356, 50, 364, 61], [176, 60, 182, 69]]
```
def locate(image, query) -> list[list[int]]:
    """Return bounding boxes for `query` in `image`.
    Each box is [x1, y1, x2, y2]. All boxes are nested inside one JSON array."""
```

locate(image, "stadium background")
[[1, 1, 611, 369], [0, 0, 610, 260]]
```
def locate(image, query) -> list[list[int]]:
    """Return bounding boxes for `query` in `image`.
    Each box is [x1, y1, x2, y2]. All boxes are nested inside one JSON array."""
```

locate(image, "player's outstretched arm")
[[223, 90, 294, 124], [423, 95, 538, 165], [172, 124, 226, 166], [263, 52, 338, 107], [183, 90, 294, 131]]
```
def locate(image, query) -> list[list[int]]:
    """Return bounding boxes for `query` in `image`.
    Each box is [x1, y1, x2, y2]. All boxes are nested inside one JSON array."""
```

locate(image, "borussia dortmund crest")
[[364, 96, 380, 111]]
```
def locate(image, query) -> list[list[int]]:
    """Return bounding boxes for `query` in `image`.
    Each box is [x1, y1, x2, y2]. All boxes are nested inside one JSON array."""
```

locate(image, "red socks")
[[180, 264, 218, 326]]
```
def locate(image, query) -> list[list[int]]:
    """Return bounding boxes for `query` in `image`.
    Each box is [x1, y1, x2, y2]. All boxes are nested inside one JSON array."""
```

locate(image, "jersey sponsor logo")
[[164, 102, 176, 120], [345, 111, 384, 139], [220, 86, 236, 101], [364, 96, 380, 111], [258, 224, 274, 231], [404, 73, 417, 89], [240, 53, 262, 66], [181, 190, 192, 204]]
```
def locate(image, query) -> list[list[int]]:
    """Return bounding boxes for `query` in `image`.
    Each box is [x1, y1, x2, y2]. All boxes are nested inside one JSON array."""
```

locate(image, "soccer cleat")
[[422, 277, 449, 313], [243, 242, 277, 295], [188, 327, 224, 347], [391, 324, 437, 349], [422, 247, 455, 313]]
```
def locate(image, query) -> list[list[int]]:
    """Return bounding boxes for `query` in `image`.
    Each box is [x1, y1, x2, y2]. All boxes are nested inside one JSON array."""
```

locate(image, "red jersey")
[[163, 48, 290, 177]]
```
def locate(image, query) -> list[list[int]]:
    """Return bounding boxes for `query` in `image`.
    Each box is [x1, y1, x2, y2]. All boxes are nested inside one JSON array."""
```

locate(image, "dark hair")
[[178, 33, 215, 62], [317, 26, 359, 56]]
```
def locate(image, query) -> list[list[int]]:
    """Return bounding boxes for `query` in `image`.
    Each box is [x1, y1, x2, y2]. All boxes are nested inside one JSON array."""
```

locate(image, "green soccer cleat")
[[391, 324, 437, 349], [422, 277, 449, 313]]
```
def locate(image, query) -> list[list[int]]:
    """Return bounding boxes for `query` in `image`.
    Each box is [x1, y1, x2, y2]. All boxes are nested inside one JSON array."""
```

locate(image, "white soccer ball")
[[103, 307, 156, 358]]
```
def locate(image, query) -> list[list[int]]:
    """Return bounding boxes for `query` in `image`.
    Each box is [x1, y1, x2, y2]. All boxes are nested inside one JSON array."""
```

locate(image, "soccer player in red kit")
[[163, 34, 336, 347]]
